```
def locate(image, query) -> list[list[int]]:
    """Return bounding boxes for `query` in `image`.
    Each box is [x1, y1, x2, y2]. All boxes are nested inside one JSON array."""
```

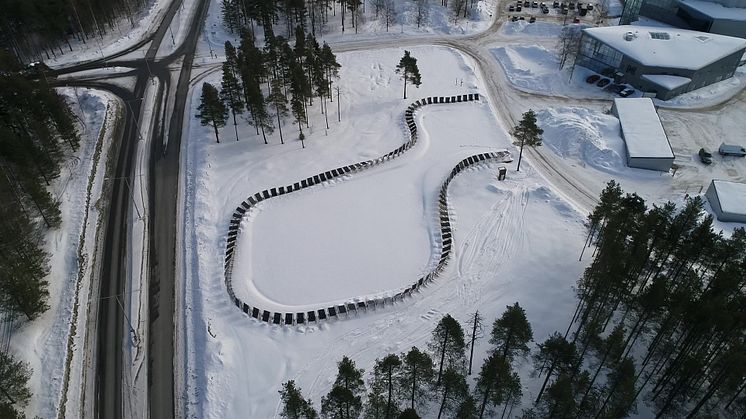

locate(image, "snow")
[[582, 25, 746, 70], [233, 103, 504, 312], [500, 20, 564, 37], [641, 73, 691, 90], [613, 98, 674, 159], [8, 88, 118, 418], [537, 107, 628, 174], [710, 180, 746, 215], [180, 45, 591, 418], [491, 44, 615, 99], [678, 0, 746, 21]]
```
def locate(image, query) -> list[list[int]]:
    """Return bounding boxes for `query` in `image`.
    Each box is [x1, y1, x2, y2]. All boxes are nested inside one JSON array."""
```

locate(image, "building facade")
[[576, 27, 746, 99]]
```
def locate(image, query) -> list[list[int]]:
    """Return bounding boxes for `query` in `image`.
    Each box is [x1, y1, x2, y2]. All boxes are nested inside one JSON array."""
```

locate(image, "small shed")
[[611, 98, 675, 172], [705, 180, 746, 223]]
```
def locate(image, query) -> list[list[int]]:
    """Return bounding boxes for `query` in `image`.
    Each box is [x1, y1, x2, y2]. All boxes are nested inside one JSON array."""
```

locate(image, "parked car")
[[509, 5, 515, 11], [542, 6, 550, 13], [516, 5, 522, 10], [524, 1, 530, 6], [608, 83, 625, 94], [586, 74, 601, 84], [619, 87, 635, 97], [587, 3, 593, 9], [698, 148, 713, 165], [553, 0, 559, 7], [561, 7, 568, 13], [597, 78, 611, 87], [573, 17, 580, 22], [529, 16, 536, 22], [519, 16, 525, 19], [511, 15, 518, 21], [719, 143, 746, 157]]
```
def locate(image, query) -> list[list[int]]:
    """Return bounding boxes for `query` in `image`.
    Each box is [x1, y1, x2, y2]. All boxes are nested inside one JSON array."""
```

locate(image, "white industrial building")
[[611, 98, 675, 171], [705, 180, 746, 223]]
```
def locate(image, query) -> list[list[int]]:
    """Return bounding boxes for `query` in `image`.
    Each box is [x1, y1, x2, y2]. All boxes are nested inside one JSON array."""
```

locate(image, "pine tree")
[[475, 352, 520, 418], [397, 408, 419, 419], [196, 82, 228, 143], [511, 109, 543, 171], [0, 351, 32, 407], [429, 314, 466, 385], [279, 380, 318, 419], [398, 347, 434, 412], [395, 51, 422, 100], [436, 368, 468, 419], [368, 354, 401, 419], [455, 395, 478, 419], [267, 76, 290, 144], [322, 356, 365, 419], [533, 333, 578, 404], [490, 303, 533, 361], [221, 41, 245, 142], [467, 311, 484, 375]]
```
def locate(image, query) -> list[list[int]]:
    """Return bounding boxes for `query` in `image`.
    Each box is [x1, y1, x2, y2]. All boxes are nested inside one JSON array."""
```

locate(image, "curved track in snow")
[[222, 94, 511, 326]]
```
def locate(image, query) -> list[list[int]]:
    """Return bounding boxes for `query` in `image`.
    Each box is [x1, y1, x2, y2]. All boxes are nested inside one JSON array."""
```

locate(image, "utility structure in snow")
[[575, 25, 746, 100], [611, 98, 675, 171], [705, 179, 746, 223]]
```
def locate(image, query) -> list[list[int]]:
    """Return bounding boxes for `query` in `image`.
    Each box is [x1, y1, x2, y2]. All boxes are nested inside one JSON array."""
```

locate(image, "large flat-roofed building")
[[611, 98, 675, 171], [677, 0, 746, 38], [705, 179, 746, 223], [576, 26, 746, 100]]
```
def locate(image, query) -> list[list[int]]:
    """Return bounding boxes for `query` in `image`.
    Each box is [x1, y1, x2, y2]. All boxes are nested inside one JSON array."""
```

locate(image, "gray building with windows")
[[621, 0, 746, 39], [575, 26, 746, 99]]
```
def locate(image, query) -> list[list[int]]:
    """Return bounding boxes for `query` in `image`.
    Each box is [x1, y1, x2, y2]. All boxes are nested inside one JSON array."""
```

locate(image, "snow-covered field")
[[9, 88, 118, 418], [180, 44, 592, 417]]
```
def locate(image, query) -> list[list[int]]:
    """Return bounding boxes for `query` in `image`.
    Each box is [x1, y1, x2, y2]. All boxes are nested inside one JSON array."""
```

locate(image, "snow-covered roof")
[[711, 180, 746, 216], [641, 74, 692, 90], [613, 98, 674, 159], [678, 0, 746, 22], [583, 25, 746, 70]]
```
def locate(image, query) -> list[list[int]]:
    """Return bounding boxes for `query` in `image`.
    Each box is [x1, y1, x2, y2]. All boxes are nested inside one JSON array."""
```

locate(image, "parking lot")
[[506, 0, 603, 24]]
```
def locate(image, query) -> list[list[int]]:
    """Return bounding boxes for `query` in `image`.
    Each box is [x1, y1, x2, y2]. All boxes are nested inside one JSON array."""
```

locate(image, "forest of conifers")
[[0, 0, 149, 63]]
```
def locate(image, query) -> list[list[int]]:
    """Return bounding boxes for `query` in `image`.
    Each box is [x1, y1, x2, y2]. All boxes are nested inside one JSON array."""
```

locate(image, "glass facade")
[[576, 35, 624, 74], [620, 0, 644, 24]]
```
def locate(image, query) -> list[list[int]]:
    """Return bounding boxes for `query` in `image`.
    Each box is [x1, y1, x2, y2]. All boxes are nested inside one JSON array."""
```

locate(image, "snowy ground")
[[8, 88, 118, 418], [180, 43, 593, 417]]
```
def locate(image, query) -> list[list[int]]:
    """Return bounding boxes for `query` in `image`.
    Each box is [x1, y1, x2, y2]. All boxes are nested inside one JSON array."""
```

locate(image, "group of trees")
[[221, 0, 480, 40], [0, 0, 149, 63], [279, 305, 534, 418], [524, 181, 746, 418], [198, 28, 341, 146], [0, 51, 76, 418]]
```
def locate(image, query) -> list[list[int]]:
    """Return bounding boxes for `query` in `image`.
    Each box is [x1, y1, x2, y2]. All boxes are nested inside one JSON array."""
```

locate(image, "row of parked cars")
[[509, 1, 550, 13], [585, 74, 635, 97]]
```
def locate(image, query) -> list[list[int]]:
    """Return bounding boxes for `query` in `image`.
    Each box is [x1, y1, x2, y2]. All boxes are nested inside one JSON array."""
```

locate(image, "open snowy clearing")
[[180, 43, 595, 417], [234, 102, 508, 311], [8, 88, 118, 418]]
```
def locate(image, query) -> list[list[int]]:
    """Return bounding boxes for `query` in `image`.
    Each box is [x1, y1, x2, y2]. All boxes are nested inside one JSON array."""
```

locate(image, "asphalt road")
[[56, 0, 207, 416]]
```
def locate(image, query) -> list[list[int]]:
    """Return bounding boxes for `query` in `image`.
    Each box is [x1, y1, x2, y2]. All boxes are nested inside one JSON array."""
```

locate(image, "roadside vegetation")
[[0, 50, 82, 418]]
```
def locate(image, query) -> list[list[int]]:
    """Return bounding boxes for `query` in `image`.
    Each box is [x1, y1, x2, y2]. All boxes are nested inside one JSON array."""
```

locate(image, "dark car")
[[519, 16, 525, 19], [587, 3, 593, 9], [699, 148, 713, 165], [516, 4, 522, 10], [561, 7, 568, 14], [619, 87, 635, 97], [573, 17, 580, 22], [553, 1, 559, 6], [532, 1, 538, 7], [529, 16, 536, 22], [597, 78, 611, 87], [524, 1, 530, 6], [542, 6, 550, 13], [509, 5, 515, 11], [586, 74, 601, 84]]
